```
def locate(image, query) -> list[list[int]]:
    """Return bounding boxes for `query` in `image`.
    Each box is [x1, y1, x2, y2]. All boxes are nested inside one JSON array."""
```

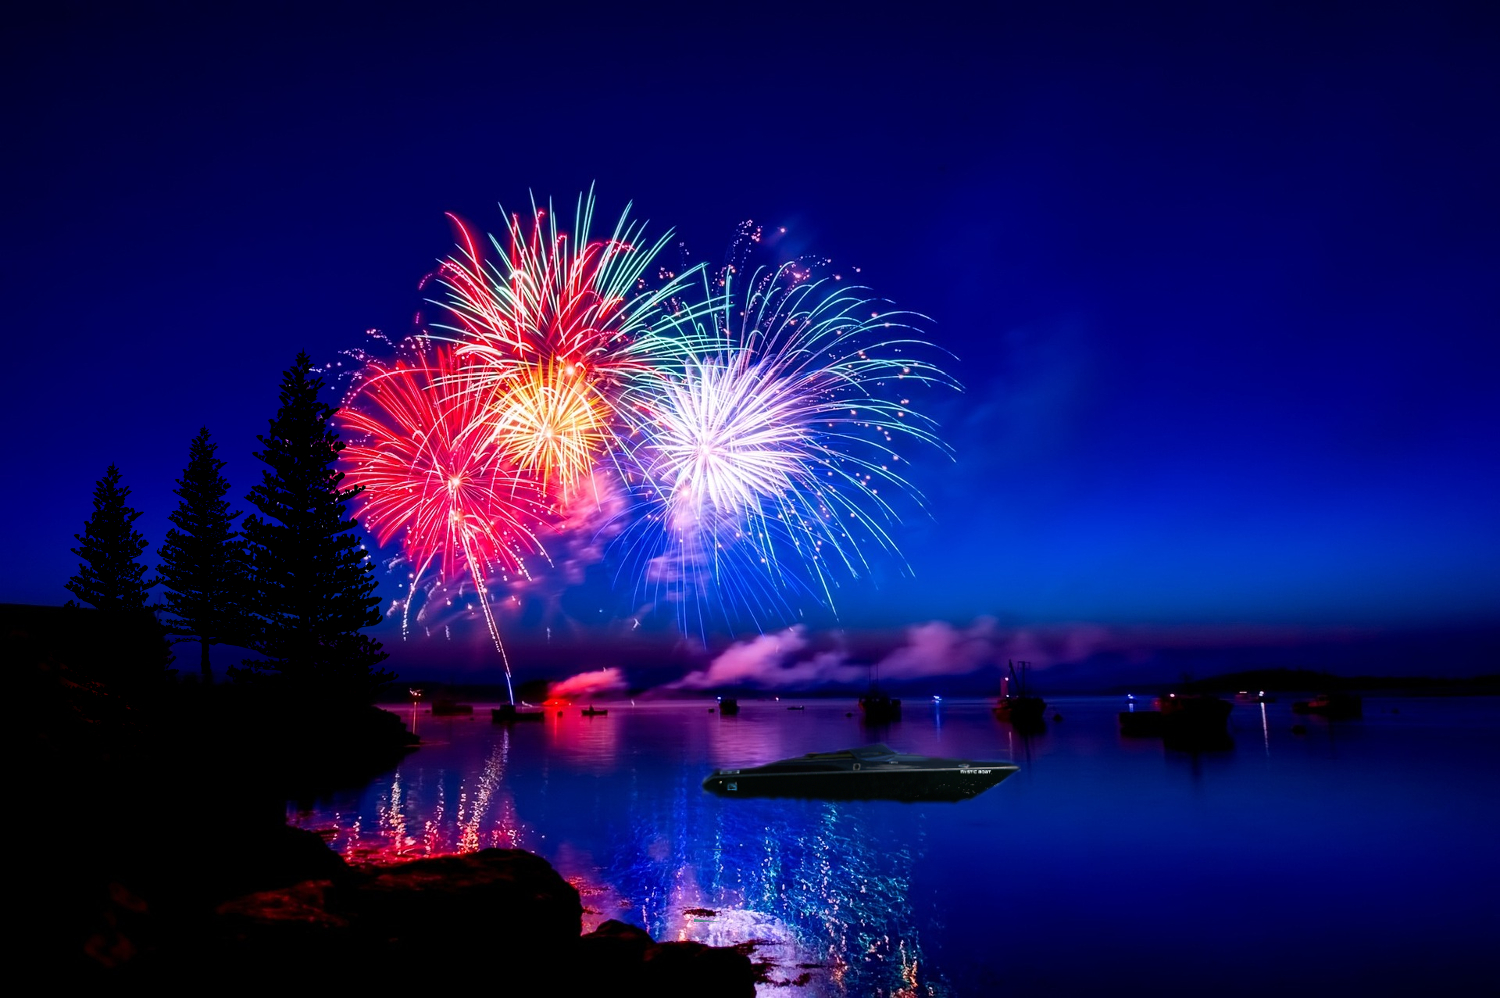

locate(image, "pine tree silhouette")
[[237, 352, 393, 701], [158, 428, 250, 683], [67, 464, 172, 687], [68, 464, 157, 611]]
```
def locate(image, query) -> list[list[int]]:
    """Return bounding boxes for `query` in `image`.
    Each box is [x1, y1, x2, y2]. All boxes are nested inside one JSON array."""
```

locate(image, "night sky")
[[4, 3, 1496, 679]]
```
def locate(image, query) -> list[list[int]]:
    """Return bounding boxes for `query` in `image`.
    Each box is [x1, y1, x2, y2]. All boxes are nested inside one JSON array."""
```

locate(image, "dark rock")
[[207, 824, 354, 904], [643, 939, 758, 997], [151, 849, 579, 986], [584, 917, 653, 951], [217, 879, 348, 930], [160, 849, 755, 993], [208, 879, 362, 977], [577, 919, 655, 987], [575, 919, 758, 995], [348, 848, 583, 953]]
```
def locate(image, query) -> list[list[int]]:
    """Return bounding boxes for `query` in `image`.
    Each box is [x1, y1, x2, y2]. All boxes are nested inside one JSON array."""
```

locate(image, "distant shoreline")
[[380, 672, 1500, 708]]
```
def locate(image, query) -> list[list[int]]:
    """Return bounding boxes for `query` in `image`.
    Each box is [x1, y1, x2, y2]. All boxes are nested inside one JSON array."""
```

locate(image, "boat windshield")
[[803, 744, 896, 762]]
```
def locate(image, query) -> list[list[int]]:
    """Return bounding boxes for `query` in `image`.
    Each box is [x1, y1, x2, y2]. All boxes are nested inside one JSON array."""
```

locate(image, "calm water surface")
[[289, 696, 1499, 996]]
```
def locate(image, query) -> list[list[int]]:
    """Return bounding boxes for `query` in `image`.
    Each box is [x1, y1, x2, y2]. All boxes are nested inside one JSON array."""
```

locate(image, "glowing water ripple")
[[584, 774, 944, 995], [284, 696, 1500, 997]]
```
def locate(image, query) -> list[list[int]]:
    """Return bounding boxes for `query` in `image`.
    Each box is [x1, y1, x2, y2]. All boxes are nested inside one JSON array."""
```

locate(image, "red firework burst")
[[339, 339, 551, 700], [340, 339, 547, 580]]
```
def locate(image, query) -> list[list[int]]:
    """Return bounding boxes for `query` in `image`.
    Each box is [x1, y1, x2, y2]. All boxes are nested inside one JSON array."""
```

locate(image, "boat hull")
[[704, 745, 1018, 802], [703, 766, 1015, 802]]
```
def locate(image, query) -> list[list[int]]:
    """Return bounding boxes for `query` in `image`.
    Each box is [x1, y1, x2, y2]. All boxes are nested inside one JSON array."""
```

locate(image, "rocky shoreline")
[[12, 604, 759, 990], [120, 843, 758, 993]]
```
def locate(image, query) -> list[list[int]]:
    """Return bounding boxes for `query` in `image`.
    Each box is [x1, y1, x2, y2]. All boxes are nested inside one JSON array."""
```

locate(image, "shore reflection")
[[297, 728, 530, 864]]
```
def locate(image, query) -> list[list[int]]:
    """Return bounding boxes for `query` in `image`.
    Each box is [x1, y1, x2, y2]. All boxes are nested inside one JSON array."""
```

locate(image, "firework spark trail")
[[338, 338, 549, 703], [614, 260, 955, 635], [430, 188, 719, 494]]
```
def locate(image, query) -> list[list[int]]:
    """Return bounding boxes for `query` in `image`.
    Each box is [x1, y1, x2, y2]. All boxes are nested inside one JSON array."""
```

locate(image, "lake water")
[[288, 696, 1499, 996]]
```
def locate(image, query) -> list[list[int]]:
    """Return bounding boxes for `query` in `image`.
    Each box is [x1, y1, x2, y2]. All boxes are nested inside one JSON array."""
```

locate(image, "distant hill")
[[1026, 625, 1500, 694], [1174, 668, 1500, 696]]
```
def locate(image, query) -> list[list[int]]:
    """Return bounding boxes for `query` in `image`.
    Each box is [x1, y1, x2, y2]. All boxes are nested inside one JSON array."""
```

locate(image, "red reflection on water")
[[291, 734, 528, 866]]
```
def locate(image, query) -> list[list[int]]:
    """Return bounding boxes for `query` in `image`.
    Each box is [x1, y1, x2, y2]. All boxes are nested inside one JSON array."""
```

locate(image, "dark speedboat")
[[581, 706, 608, 717], [717, 697, 739, 716], [702, 744, 1018, 802]]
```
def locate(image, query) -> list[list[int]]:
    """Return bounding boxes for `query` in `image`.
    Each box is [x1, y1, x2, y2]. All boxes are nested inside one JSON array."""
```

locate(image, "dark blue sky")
[[4, 2, 1496, 659]]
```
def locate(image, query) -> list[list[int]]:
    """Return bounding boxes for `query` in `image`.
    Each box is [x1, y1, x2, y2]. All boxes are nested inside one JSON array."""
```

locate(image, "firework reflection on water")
[[290, 702, 948, 996]]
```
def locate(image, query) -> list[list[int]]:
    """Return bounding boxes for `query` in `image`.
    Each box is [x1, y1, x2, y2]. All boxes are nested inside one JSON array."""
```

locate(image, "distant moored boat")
[[1120, 693, 1233, 745], [1292, 693, 1362, 718], [858, 692, 901, 722], [492, 704, 544, 723], [994, 660, 1045, 726]]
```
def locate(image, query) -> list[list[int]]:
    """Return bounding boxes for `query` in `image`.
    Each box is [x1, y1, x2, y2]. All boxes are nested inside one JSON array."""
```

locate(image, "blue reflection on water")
[[291, 697, 1500, 996]]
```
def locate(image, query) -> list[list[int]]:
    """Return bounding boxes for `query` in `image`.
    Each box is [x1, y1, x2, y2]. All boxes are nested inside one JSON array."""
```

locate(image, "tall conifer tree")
[[158, 428, 248, 682], [67, 465, 172, 686], [237, 352, 392, 700], [68, 464, 157, 611]]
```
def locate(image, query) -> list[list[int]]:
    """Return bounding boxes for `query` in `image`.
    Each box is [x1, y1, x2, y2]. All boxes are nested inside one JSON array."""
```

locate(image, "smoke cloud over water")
[[671, 618, 1012, 690], [874, 618, 999, 679], [670, 627, 839, 689], [662, 618, 1360, 692], [549, 667, 628, 699]]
